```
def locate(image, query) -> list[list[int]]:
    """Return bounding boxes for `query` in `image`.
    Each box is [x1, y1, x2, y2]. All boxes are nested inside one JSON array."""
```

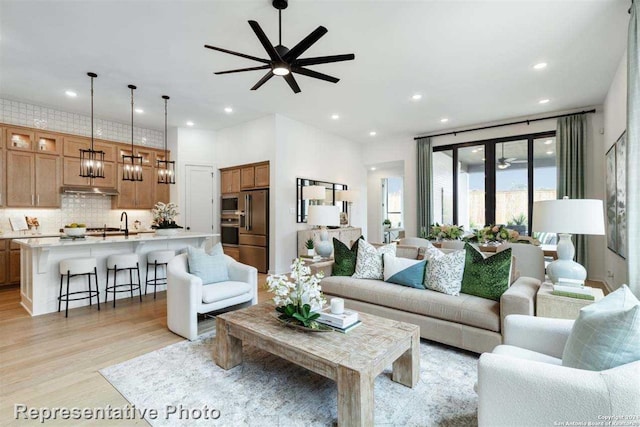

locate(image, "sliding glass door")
[[431, 131, 556, 235]]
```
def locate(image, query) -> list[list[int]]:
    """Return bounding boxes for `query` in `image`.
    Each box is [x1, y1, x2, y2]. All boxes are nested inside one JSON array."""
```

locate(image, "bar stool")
[[59, 257, 100, 318], [145, 250, 175, 299], [105, 253, 142, 307]]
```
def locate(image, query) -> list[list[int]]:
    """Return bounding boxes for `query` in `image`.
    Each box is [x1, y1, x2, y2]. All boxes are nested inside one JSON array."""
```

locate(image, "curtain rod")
[[414, 109, 597, 140]]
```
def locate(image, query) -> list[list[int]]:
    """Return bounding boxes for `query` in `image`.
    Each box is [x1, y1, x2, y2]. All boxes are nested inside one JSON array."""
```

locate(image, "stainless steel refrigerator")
[[239, 189, 269, 273]]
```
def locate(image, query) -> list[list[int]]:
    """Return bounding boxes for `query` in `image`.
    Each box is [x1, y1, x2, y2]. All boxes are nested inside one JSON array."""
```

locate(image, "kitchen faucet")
[[120, 212, 128, 237]]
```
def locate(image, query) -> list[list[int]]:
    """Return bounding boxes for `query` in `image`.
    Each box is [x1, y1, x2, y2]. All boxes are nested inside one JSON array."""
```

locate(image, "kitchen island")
[[13, 232, 218, 316]]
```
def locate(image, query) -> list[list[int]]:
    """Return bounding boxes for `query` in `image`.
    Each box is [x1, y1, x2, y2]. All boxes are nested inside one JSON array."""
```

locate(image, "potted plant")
[[382, 219, 392, 230], [151, 202, 183, 236], [305, 238, 315, 256], [507, 213, 528, 236]]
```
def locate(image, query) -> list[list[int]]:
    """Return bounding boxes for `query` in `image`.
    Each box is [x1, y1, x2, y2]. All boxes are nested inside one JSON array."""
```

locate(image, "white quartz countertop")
[[12, 232, 218, 248]]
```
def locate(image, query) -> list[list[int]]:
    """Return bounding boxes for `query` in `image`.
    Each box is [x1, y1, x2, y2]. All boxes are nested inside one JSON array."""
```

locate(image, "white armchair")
[[167, 253, 258, 340], [478, 315, 640, 427]]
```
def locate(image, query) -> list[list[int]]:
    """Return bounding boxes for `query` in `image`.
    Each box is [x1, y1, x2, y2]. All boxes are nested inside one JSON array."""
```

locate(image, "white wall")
[[362, 107, 606, 281], [366, 162, 404, 243], [273, 114, 367, 273], [603, 53, 628, 291]]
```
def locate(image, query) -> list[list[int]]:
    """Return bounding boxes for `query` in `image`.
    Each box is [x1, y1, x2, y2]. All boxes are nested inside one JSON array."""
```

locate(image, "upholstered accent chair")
[[496, 242, 545, 283], [477, 315, 640, 426], [166, 253, 258, 340]]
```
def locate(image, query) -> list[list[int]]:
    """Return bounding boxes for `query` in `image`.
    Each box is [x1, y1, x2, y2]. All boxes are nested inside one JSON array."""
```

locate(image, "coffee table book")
[[324, 320, 362, 333], [317, 307, 359, 328]]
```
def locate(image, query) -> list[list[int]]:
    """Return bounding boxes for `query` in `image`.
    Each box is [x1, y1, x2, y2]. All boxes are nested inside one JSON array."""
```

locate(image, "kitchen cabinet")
[[0, 150, 4, 207], [254, 163, 269, 188], [34, 132, 62, 155], [224, 246, 240, 262], [0, 239, 20, 287], [156, 180, 170, 204], [64, 136, 116, 162], [63, 158, 116, 188], [240, 166, 255, 189], [0, 126, 4, 148], [9, 246, 20, 284], [6, 127, 34, 151], [136, 147, 154, 167], [221, 169, 241, 194], [6, 151, 60, 207], [113, 165, 155, 209], [0, 250, 7, 285]]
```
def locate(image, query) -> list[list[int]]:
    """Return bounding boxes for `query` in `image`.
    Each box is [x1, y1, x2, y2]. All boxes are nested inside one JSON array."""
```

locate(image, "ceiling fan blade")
[[512, 160, 528, 163], [215, 65, 271, 75], [251, 71, 275, 91], [283, 73, 301, 94], [248, 20, 282, 61], [283, 26, 328, 61], [296, 54, 355, 67], [505, 157, 518, 162], [204, 44, 270, 64], [292, 67, 339, 83]]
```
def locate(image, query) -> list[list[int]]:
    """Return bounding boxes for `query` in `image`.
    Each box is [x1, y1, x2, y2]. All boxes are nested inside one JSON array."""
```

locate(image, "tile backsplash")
[[0, 98, 163, 148], [0, 194, 153, 233]]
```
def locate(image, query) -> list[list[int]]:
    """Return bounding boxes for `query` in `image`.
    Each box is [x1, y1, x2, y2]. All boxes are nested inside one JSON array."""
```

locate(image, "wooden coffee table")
[[214, 303, 420, 426]]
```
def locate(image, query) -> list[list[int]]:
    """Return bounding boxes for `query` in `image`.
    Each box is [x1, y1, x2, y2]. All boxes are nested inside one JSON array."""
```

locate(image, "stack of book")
[[317, 308, 361, 333], [551, 283, 595, 300]]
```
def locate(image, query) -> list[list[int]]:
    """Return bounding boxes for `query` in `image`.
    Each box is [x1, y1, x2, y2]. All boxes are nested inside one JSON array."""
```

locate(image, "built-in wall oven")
[[221, 195, 240, 246], [221, 195, 239, 213], [221, 223, 239, 245]]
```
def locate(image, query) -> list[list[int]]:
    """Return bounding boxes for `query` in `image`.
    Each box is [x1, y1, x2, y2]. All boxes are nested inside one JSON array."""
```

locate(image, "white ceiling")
[[0, 0, 629, 143]]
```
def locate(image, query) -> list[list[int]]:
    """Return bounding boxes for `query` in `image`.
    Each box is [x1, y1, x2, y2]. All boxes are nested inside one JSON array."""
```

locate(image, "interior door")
[[185, 165, 214, 233]]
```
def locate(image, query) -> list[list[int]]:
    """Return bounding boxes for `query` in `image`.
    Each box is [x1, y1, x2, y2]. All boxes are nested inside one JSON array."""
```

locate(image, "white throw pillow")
[[562, 284, 640, 371], [352, 240, 396, 280], [423, 245, 465, 295]]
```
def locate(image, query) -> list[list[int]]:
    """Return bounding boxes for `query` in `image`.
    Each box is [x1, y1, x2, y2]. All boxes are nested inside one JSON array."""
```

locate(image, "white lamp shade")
[[302, 185, 326, 200], [307, 205, 340, 226], [532, 199, 605, 235], [335, 190, 357, 202]]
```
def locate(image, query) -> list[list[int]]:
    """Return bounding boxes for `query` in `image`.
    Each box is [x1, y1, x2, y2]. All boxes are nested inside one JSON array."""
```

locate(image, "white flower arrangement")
[[151, 202, 181, 229], [267, 258, 326, 328]]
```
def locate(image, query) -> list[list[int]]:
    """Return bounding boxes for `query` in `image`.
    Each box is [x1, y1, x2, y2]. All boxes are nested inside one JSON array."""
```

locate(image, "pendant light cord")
[[90, 76, 94, 151], [164, 97, 168, 159], [130, 87, 134, 151]]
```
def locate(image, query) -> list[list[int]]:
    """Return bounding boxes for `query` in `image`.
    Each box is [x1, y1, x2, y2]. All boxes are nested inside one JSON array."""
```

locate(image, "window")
[[383, 176, 404, 227], [432, 131, 556, 235]]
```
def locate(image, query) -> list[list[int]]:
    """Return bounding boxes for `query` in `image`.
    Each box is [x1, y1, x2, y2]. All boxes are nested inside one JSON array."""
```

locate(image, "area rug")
[[100, 332, 479, 427]]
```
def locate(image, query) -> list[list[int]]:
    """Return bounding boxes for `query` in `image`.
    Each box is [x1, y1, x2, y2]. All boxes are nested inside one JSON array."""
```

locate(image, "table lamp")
[[302, 185, 326, 205], [532, 197, 605, 283], [307, 205, 340, 257], [335, 190, 357, 227]]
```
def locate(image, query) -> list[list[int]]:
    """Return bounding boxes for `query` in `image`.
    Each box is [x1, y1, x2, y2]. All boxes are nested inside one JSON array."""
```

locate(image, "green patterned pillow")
[[332, 236, 363, 276], [460, 243, 512, 301]]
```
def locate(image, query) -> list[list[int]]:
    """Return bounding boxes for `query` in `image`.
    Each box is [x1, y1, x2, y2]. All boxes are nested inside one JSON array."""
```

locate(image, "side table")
[[536, 283, 604, 320]]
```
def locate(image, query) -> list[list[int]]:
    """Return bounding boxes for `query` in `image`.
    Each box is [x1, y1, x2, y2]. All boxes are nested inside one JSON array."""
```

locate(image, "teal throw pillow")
[[187, 244, 229, 285], [383, 253, 427, 289], [562, 285, 640, 371], [460, 243, 512, 301], [332, 236, 363, 276]]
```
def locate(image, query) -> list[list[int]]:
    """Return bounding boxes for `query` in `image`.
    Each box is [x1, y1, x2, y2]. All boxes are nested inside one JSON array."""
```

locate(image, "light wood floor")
[[0, 275, 270, 426]]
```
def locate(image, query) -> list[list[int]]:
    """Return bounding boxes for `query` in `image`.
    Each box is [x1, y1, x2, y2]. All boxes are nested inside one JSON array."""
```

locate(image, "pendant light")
[[79, 72, 105, 179], [157, 95, 176, 184], [122, 84, 143, 181]]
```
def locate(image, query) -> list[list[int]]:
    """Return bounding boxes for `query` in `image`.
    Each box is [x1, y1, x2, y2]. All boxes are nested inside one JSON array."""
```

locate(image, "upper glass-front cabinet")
[[35, 132, 62, 154], [6, 128, 34, 151]]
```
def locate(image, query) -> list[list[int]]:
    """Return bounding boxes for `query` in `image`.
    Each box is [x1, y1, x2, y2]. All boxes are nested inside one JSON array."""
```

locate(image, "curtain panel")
[[417, 137, 433, 237], [556, 114, 588, 267], [628, 0, 639, 297]]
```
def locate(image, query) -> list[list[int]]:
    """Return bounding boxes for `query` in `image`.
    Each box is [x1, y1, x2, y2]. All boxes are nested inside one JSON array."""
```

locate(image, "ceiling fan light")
[[272, 65, 290, 76], [498, 163, 509, 170]]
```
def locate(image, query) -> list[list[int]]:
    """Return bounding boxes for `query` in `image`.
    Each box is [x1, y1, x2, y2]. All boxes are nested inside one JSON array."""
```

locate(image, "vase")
[[155, 228, 180, 236], [307, 249, 315, 256]]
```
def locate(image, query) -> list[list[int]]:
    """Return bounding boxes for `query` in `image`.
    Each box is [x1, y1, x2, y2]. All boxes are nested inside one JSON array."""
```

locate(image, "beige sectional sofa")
[[313, 244, 541, 354]]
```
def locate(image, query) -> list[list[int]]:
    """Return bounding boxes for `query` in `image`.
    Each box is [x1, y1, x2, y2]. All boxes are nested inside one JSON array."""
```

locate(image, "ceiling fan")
[[203, 0, 355, 94], [497, 143, 527, 169]]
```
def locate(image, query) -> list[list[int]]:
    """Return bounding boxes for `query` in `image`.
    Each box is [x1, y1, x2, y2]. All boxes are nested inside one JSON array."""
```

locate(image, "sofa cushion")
[[187, 244, 229, 285], [201, 281, 252, 304], [321, 275, 500, 332], [461, 243, 512, 301], [423, 245, 465, 296], [562, 285, 640, 371], [353, 240, 396, 280], [382, 253, 427, 289], [332, 236, 362, 276]]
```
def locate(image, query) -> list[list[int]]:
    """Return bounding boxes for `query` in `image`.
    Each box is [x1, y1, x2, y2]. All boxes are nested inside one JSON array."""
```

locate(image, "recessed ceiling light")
[[224, 107, 233, 113], [186, 121, 194, 127], [370, 167, 377, 171], [135, 108, 144, 114], [546, 150, 554, 155], [539, 99, 550, 104], [533, 62, 548, 70], [544, 139, 553, 145], [65, 90, 77, 98], [331, 114, 340, 120], [411, 94, 422, 101], [440, 118, 449, 123], [369, 131, 377, 136]]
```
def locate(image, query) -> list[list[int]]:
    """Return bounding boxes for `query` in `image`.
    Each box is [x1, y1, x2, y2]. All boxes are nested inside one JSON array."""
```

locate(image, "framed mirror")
[[297, 178, 348, 223]]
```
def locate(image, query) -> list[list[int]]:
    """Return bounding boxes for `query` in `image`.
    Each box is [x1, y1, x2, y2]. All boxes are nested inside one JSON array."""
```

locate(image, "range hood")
[[61, 186, 119, 196]]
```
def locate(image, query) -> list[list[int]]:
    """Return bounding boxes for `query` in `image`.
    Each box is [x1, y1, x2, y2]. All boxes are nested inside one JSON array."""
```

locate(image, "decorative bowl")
[[155, 228, 180, 236], [64, 227, 87, 237]]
